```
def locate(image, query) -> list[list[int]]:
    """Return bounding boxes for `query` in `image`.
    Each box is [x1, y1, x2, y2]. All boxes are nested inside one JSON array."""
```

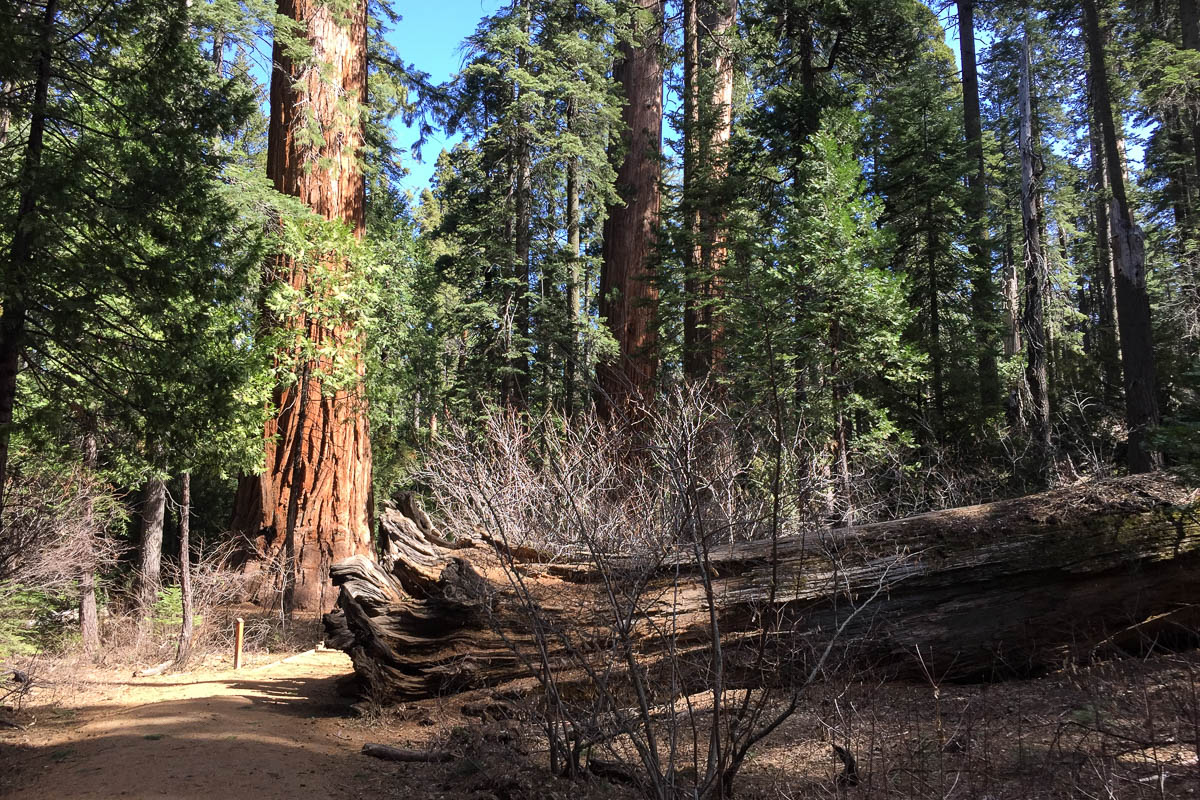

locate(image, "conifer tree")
[[230, 0, 375, 612], [0, 0, 264, 529], [1082, 0, 1163, 472], [599, 0, 665, 413]]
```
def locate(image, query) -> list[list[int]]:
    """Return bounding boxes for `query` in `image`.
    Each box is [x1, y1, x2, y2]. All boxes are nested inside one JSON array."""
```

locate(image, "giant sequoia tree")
[[231, 0, 374, 612], [598, 0, 665, 412]]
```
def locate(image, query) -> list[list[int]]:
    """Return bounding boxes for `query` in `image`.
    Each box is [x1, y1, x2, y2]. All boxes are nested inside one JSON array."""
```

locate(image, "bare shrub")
[[99, 537, 253, 667], [0, 467, 127, 593], [422, 387, 897, 799], [0, 467, 127, 661]]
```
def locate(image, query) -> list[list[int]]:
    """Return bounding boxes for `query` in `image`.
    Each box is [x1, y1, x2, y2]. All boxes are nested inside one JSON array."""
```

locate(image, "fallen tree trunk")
[[361, 743, 454, 763], [324, 474, 1200, 703]]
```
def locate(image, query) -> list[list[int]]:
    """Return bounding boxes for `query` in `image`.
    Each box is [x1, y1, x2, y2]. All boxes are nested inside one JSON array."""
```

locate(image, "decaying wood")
[[325, 475, 1200, 704], [361, 743, 453, 763]]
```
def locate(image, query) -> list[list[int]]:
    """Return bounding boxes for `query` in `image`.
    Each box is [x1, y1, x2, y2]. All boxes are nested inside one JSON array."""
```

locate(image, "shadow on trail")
[[0, 668, 379, 799]]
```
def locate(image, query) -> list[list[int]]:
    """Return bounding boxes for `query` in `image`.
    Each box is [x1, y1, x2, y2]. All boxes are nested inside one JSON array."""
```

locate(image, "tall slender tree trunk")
[[957, 0, 1001, 413], [1086, 74, 1123, 405], [698, 0, 736, 375], [1182, 0, 1200, 181], [1179, 0, 1200, 261], [683, 0, 736, 380], [1019, 29, 1052, 471], [1002, 215, 1021, 359], [598, 0, 664, 413], [830, 317, 853, 528], [565, 100, 582, 418], [682, 0, 703, 379], [1082, 0, 1162, 473], [79, 421, 100, 655], [0, 0, 56, 529], [928, 208, 945, 425], [136, 477, 167, 620], [175, 472, 193, 667], [230, 0, 373, 612], [511, 4, 532, 409]]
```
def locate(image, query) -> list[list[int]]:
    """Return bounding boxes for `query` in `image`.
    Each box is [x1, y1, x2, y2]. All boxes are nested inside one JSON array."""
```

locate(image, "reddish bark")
[[231, 0, 373, 612], [698, 0, 735, 374], [598, 0, 664, 412], [683, 0, 735, 380]]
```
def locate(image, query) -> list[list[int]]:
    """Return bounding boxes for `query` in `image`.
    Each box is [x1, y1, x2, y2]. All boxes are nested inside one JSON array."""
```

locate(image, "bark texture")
[[1183, 0, 1200, 182], [683, 0, 736, 380], [598, 0, 664, 412], [175, 472, 193, 667], [1018, 31, 1051, 468], [136, 477, 167, 619], [565, 99, 582, 417], [325, 475, 1199, 705], [1086, 73, 1122, 404], [1082, 0, 1162, 473], [231, 0, 373, 612], [79, 424, 99, 655], [956, 0, 1001, 412]]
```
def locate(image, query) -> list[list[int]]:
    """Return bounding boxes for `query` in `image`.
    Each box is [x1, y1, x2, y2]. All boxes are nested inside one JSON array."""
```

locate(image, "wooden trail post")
[[234, 617, 244, 669]]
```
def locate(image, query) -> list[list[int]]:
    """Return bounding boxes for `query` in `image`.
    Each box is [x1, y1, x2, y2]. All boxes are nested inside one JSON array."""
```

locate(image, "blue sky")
[[390, 1, 501, 191], [387, 4, 1130, 195]]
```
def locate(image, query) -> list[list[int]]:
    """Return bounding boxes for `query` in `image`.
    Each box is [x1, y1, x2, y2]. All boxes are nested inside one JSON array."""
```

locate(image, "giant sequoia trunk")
[[598, 0, 664, 412], [231, 0, 373, 612], [325, 475, 1199, 705]]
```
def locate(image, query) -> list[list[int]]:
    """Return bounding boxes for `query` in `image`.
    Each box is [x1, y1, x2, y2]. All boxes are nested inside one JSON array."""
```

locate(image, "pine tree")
[[0, 0, 264, 529], [1082, 0, 1163, 472], [868, 24, 973, 438]]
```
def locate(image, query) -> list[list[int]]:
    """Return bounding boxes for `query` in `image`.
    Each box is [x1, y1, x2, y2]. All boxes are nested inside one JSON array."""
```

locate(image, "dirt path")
[[0, 650, 402, 799]]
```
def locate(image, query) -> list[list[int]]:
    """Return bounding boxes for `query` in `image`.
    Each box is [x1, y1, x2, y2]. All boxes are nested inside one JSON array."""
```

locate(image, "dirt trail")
[[0, 649, 401, 799]]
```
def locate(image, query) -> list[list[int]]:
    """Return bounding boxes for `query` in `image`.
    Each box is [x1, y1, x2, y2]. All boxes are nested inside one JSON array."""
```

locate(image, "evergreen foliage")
[[1, 0, 1198, 644]]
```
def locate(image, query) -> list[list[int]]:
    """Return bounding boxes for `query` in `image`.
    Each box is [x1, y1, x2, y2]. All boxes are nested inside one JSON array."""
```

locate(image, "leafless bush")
[[0, 467, 127, 594], [99, 537, 253, 666], [423, 387, 896, 799]]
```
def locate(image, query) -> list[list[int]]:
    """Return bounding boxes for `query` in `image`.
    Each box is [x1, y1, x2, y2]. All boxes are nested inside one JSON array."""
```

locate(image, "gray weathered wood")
[[325, 475, 1199, 703]]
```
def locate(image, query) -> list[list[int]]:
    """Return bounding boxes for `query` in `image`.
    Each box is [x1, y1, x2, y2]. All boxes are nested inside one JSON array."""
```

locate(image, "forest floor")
[[2, 643, 1200, 799]]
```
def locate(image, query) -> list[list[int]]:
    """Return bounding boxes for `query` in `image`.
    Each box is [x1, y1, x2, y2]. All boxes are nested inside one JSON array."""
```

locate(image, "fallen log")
[[361, 743, 454, 763], [324, 474, 1200, 703]]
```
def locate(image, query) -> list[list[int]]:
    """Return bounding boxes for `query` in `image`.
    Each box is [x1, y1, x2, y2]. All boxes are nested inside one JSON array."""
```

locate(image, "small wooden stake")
[[234, 617, 244, 669]]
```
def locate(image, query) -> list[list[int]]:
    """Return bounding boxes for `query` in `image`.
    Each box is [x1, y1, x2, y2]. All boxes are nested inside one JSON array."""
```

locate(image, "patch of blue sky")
[[389, 1, 502, 193], [387, 1, 1153, 193]]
